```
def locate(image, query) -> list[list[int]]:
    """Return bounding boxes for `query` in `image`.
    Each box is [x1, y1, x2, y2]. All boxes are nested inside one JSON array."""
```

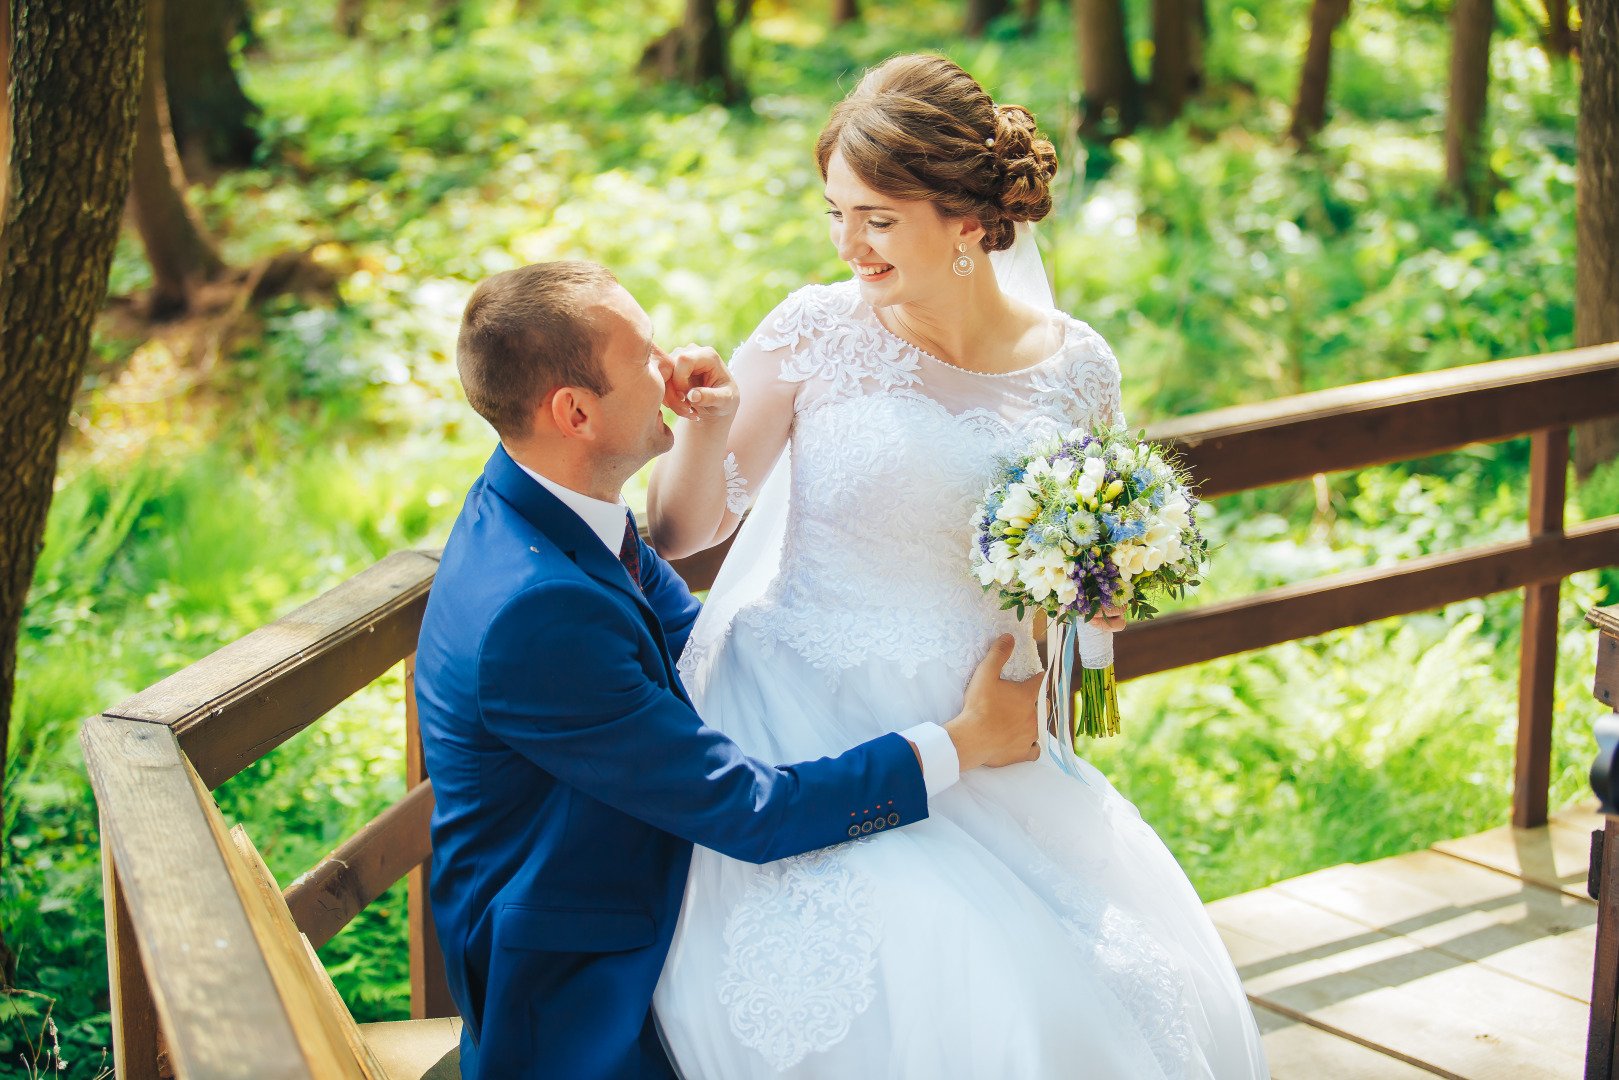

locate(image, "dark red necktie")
[[618, 512, 642, 592]]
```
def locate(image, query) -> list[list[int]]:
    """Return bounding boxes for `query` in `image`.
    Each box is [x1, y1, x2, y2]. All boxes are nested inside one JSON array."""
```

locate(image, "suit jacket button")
[[860, 821, 873, 833], [848, 824, 861, 837], [872, 817, 886, 830], [887, 813, 900, 826]]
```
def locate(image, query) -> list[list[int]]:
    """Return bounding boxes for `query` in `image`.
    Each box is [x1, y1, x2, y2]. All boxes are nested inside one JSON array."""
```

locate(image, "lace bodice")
[[724, 279, 1124, 686]]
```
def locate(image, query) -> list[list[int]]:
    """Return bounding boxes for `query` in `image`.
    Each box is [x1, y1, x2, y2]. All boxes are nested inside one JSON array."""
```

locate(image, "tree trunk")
[[966, 0, 1010, 36], [1445, 0, 1496, 215], [1290, 0, 1351, 145], [164, 0, 259, 171], [1545, 0, 1574, 57], [1149, 0, 1194, 123], [1021, 0, 1043, 32], [336, 0, 366, 36], [1074, 0, 1142, 137], [0, 0, 145, 986], [639, 0, 741, 102], [832, 0, 861, 26], [129, 0, 226, 318], [1575, 0, 1619, 475], [1188, 0, 1209, 94], [2, 0, 11, 221]]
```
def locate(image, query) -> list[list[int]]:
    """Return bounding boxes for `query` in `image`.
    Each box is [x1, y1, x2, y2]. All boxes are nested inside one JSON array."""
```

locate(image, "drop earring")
[[952, 243, 975, 277]]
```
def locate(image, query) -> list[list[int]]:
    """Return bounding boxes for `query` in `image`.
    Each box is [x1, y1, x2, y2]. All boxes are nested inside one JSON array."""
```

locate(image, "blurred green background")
[[3, 0, 1607, 1071]]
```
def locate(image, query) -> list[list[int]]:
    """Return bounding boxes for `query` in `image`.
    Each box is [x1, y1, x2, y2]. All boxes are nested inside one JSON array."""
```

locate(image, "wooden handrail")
[[284, 781, 435, 950], [1116, 515, 1619, 679], [1149, 341, 1619, 498], [103, 549, 441, 788], [81, 715, 314, 1080]]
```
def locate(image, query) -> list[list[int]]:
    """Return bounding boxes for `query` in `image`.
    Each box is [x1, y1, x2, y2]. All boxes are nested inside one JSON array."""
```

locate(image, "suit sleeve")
[[477, 580, 927, 863], [636, 539, 702, 661]]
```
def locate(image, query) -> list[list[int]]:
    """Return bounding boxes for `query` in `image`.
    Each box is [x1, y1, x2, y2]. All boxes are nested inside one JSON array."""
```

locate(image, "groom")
[[414, 260, 1042, 1080]]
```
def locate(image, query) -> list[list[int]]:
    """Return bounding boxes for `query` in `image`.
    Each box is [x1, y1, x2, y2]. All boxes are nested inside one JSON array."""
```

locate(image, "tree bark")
[[1290, 0, 1351, 145], [966, 0, 1010, 36], [0, 0, 145, 985], [832, 0, 860, 26], [129, 0, 226, 318], [164, 0, 259, 170], [1149, 0, 1195, 122], [1445, 0, 1496, 215], [2, 0, 11, 221], [1075, 0, 1142, 137], [1576, 0, 1619, 475]]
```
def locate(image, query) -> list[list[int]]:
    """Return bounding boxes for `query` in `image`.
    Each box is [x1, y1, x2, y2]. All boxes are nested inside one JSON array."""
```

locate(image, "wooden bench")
[[82, 342, 1619, 1078]]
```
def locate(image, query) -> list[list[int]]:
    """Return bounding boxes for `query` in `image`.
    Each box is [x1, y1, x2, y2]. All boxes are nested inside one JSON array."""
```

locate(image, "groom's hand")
[[943, 635, 1042, 770], [664, 344, 739, 423]]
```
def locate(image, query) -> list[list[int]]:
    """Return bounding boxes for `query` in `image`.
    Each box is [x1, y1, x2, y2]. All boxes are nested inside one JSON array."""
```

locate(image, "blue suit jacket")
[[414, 446, 929, 1080]]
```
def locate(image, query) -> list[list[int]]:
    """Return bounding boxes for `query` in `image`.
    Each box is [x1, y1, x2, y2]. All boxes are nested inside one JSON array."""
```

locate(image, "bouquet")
[[968, 425, 1208, 746]]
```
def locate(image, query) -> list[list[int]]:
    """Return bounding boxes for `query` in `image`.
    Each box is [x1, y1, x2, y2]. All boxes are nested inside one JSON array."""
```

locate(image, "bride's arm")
[[647, 336, 796, 561]]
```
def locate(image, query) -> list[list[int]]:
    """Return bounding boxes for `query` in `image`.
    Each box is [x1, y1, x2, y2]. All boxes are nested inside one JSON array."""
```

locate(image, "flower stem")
[[1073, 664, 1121, 742]]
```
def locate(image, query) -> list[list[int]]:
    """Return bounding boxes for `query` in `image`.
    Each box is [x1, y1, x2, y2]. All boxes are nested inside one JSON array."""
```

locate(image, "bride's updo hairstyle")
[[814, 54, 1058, 253]]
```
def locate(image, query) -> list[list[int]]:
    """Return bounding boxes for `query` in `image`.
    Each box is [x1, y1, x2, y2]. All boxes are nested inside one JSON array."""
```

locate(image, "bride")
[[645, 54, 1268, 1080]]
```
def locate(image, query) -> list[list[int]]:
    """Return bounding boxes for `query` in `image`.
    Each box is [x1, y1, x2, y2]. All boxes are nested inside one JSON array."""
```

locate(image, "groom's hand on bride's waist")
[[926, 634, 1042, 771]]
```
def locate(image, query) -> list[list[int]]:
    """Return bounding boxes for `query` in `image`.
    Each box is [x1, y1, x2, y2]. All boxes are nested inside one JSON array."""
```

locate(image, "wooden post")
[[102, 842, 162, 1080], [1591, 819, 1619, 1080], [406, 653, 455, 1020], [1515, 428, 1569, 828]]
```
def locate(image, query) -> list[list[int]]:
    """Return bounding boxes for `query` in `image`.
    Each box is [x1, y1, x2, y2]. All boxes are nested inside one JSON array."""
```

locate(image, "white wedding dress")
[[651, 266, 1268, 1079]]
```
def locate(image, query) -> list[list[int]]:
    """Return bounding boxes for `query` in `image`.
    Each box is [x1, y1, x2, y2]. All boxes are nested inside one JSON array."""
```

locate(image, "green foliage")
[[5, 0, 1593, 1073]]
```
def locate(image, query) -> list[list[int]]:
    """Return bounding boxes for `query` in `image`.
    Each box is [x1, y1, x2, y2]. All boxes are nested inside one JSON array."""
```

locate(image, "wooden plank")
[[1433, 822, 1597, 900], [1516, 429, 1569, 829], [1116, 516, 1619, 681], [355, 1019, 462, 1080], [1149, 342, 1619, 498], [103, 550, 440, 788], [1595, 629, 1619, 710], [1212, 884, 1586, 1079], [102, 844, 162, 1080], [406, 656, 455, 1021], [181, 764, 364, 1080], [1269, 850, 1595, 1001], [79, 715, 311, 1080], [214, 817, 380, 1080], [1589, 817, 1619, 1080], [283, 781, 434, 950], [1251, 1001, 1458, 1080]]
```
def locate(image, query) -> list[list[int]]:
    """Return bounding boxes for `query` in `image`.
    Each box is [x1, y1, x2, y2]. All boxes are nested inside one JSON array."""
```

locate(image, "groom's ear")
[[548, 385, 598, 442]]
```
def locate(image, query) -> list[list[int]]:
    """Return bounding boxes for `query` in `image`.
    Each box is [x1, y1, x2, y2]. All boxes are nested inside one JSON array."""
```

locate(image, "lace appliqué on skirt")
[[1027, 817, 1195, 1079], [716, 845, 881, 1071]]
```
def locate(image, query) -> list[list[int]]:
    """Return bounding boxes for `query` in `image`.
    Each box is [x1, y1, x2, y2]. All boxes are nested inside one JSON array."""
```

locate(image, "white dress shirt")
[[512, 458, 961, 797]]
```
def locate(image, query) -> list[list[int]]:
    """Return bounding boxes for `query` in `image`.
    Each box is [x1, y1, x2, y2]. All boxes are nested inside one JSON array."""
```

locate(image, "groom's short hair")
[[457, 260, 618, 437]]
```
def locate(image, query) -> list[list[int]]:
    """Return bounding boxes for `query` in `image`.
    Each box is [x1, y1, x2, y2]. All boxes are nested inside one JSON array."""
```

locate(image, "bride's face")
[[823, 150, 983, 308]]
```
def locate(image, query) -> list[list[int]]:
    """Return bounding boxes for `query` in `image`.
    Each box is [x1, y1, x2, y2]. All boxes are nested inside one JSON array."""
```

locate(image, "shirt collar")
[[512, 459, 628, 556]]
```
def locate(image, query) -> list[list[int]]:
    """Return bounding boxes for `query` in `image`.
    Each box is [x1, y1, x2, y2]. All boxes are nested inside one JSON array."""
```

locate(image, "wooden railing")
[[81, 340, 1619, 1079]]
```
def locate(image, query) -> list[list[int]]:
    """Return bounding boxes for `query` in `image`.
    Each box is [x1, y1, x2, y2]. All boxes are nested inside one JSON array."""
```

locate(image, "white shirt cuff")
[[899, 722, 960, 799]]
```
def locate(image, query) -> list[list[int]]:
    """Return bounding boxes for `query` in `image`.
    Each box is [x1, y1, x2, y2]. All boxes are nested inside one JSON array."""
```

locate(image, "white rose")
[[997, 484, 1040, 528]]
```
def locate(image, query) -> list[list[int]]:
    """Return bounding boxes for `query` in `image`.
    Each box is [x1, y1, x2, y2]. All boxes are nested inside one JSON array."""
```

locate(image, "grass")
[[2, 0, 1600, 1071]]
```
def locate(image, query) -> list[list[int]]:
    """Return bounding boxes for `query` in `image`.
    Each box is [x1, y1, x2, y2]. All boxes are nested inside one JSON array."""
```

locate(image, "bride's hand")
[[1088, 604, 1127, 633], [664, 344, 739, 423]]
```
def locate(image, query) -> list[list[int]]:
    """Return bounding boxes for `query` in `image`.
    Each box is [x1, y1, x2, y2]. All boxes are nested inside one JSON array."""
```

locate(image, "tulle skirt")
[[653, 618, 1269, 1080]]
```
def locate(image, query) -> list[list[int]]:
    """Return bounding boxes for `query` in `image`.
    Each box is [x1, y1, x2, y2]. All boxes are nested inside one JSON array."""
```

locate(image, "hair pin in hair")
[[985, 138, 995, 148]]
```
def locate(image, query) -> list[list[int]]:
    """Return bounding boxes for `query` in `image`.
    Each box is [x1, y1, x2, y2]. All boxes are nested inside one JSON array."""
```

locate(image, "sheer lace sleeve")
[[714, 293, 816, 515], [1029, 318, 1125, 432]]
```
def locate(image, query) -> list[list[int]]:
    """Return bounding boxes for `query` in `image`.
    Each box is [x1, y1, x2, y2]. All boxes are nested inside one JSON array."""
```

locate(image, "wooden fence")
[[82, 340, 1619, 1078]]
